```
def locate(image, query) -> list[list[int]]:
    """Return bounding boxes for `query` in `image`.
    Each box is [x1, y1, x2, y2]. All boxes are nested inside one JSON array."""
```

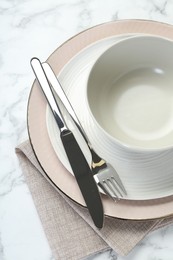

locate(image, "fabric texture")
[[15, 140, 173, 259]]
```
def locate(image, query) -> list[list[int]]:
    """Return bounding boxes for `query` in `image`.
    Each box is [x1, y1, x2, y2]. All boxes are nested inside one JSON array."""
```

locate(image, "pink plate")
[[28, 20, 173, 220]]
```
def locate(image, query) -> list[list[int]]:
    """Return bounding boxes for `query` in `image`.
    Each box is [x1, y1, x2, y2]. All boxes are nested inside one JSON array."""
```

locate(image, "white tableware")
[[84, 35, 173, 199], [47, 34, 173, 200], [28, 20, 173, 219], [87, 35, 173, 149]]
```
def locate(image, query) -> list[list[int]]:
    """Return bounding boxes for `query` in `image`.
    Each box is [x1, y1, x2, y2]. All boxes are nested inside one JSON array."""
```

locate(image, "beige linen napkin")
[[15, 140, 173, 259]]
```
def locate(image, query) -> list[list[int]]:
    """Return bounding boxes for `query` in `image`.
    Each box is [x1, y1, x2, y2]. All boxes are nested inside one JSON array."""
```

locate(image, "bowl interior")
[[87, 36, 173, 149]]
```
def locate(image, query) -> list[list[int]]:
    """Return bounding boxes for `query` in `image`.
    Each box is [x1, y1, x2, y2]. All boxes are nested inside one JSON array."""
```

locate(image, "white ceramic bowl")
[[86, 35, 173, 200], [87, 35, 173, 150]]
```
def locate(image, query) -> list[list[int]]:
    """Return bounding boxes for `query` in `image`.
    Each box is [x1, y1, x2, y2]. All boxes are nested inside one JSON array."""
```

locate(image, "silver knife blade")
[[30, 57, 104, 228]]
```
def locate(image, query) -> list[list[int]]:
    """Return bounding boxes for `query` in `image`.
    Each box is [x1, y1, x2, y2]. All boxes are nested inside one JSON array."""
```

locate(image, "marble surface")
[[1, 0, 173, 259]]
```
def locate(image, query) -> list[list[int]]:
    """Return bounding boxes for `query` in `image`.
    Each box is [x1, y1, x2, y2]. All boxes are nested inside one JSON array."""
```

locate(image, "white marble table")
[[1, 0, 173, 259]]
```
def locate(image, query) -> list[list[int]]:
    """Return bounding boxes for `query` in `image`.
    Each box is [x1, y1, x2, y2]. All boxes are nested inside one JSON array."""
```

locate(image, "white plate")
[[46, 34, 173, 200]]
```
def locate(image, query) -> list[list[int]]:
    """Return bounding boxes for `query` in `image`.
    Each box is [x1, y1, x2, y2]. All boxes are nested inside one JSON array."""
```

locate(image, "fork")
[[42, 61, 127, 200]]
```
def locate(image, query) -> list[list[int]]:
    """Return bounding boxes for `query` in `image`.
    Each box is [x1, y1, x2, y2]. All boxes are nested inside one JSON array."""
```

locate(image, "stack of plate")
[[28, 20, 173, 220]]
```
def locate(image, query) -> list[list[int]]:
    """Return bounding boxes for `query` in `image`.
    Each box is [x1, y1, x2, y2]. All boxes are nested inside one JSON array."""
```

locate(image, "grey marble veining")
[[1, 0, 173, 259]]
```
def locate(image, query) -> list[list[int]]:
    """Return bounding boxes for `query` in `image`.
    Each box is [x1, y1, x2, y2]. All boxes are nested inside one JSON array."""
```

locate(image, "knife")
[[30, 57, 104, 228]]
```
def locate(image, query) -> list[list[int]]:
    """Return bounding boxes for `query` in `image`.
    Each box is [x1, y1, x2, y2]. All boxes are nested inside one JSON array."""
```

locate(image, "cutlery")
[[42, 62, 127, 200], [31, 57, 104, 229]]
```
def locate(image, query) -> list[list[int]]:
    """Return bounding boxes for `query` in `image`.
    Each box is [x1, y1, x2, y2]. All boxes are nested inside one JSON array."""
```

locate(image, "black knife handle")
[[60, 129, 104, 228]]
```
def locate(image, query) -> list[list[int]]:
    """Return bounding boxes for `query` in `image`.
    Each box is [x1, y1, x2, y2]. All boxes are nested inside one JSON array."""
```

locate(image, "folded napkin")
[[15, 140, 173, 259]]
